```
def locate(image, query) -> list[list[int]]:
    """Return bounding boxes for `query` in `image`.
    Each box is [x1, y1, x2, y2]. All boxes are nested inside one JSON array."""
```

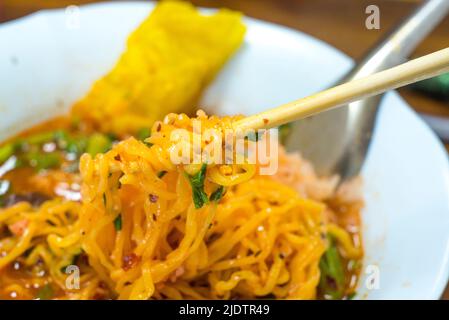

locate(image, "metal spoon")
[[284, 0, 449, 179]]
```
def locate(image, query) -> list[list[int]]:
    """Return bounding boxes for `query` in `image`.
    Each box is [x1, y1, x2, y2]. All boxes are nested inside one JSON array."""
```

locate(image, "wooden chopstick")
[[233, 47, 449, 131]]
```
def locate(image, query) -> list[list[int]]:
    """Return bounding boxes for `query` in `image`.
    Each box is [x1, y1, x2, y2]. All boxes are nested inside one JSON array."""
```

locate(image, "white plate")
[[1, 1, 449, 299]]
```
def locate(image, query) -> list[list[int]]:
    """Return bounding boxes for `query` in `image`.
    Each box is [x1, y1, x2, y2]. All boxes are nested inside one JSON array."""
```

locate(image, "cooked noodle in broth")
[[0, 112, 362, 300], [0, 1, 363, 300]]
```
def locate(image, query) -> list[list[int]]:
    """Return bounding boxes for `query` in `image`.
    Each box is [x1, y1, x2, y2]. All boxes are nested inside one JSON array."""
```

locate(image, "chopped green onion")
[[209, 185, 225, 202], [67, 138, 87, 156], [186, 163, 208, 209], [190, 163, 207, 188], [86, 133, 112, 156], [347, 292, 357, 300], [192, 187, 209, 209], [136, 127, 153, 147], [157, 171, 167, 178], [54, 130, 69, 148], [26, 131, 55, 145], [54, 131, 87, 155], [114, 214, 122, 231], [0, 143, 14, 164], [35, 284, 54, 300], [318, 235, 345, 300], [26, 152, 61, 171], [106, 133, 119, 142], [137, 127, 151, 141]]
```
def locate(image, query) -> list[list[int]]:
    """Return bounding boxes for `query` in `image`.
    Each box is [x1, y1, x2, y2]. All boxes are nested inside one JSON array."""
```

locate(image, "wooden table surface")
[[1, 0, 449, 299]]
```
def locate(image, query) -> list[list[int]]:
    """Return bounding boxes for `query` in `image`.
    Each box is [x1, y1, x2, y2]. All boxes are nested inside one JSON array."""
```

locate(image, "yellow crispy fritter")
[[72, 0, 246, 135]]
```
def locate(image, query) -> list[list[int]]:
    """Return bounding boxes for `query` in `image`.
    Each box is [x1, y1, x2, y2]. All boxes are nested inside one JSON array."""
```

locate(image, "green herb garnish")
[[0, 143, 15, 164], [136, 128, 153, 147], [26, 131, 55, 145], [67, 137, 88, 156], [114, 214, 122, 231], [36, 284, 54, 300], [186, 163, 208, 209], [157, 171, 167, 178], [209, 185, 225, 202], [137, 127, 151, 141], [318, 235, 345, 300], [86, 133, 112, 156], [26, 151, 61, 171], [106, 132, 119, 142], [54, 130, 72, 151], [346, 292, 357, 300]]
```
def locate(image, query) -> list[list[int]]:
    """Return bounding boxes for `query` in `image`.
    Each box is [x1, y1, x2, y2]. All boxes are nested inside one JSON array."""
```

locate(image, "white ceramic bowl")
[[1, 1, 449, 299]]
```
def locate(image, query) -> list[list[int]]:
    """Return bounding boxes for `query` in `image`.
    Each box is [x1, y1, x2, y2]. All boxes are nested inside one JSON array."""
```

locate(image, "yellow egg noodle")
[[0, 112, 362, 299]]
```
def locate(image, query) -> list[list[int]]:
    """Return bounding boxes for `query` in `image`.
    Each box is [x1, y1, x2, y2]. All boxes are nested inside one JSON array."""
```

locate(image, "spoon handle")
[[285, 0, 449, 178]]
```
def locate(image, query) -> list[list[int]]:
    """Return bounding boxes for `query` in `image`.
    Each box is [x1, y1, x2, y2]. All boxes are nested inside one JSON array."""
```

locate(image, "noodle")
[[0, 112, 362, 300]]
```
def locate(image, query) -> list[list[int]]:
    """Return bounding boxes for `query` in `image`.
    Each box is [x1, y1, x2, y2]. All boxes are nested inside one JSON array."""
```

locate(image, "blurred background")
[[1, 0, 448, 298]]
